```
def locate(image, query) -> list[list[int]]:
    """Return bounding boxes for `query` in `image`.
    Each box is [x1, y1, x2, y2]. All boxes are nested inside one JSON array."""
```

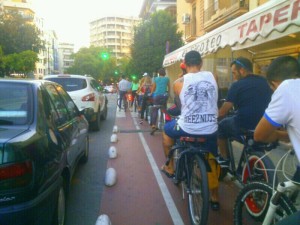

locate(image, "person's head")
[[230, 57, 253, 80], [266, 56, 300, 90], [121, 75, 125, 79], [158, 68, 166, 77], [143, 72, 148, 77], [184, 51, 202, 72]]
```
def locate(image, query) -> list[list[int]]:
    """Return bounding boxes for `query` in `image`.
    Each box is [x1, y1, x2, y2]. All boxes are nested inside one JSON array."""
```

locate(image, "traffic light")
[[114, 70, 118, 75], [100, 52, 109, 60], [131, 74, 137, 80]]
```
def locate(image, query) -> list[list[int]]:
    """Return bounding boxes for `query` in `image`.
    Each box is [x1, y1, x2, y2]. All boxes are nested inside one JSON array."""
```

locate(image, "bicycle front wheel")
[[188, 155, 209, 225], [233, 182, 296, 225]]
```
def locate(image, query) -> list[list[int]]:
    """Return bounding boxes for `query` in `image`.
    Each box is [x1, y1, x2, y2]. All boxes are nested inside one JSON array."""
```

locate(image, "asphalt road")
[[65, 94, 117, 225]]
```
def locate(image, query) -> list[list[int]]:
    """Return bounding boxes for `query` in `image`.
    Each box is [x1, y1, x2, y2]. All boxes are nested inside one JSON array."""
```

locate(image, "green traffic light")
[[100, 52, 109, 60]]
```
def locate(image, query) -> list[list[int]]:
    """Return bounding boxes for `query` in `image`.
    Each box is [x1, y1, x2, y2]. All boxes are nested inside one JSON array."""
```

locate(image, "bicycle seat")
[[180, 136, 206, 143]]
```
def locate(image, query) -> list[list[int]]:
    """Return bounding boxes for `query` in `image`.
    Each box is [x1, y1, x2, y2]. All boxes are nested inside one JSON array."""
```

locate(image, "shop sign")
[[163, 0, 300, 67]]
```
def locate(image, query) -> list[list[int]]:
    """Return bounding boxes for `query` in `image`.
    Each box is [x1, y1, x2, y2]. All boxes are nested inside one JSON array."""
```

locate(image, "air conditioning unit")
[[182, 13, 190, 24]]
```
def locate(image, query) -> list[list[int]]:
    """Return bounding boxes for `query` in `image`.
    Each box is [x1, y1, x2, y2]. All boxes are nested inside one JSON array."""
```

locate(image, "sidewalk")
[[99, 109, 240, 225]]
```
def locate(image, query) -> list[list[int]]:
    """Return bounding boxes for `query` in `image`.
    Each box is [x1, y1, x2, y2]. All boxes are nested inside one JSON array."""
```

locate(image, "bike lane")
[[99, 110, 239, 225]]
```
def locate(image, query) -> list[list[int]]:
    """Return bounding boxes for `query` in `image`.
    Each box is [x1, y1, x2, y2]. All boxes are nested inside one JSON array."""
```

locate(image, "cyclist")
[[118, 75, 131, 112], [254, 56, 300, 225], [161, 50, 220, 210], [130, 76, 139, 110], [137, 73, 152, 123], [217, 57, 272, 166], [150, 68, 170, 132]]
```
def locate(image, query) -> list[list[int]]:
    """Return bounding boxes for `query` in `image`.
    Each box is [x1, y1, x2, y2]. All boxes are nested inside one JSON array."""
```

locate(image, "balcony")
[[203, 0, 249, 32], [183, 23, 197, 43]]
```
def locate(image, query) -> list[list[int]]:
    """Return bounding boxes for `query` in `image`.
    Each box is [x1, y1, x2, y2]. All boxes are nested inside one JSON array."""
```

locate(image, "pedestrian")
[[137, 73, 152, 123], [118, 75, 131, 112], [254, 55, 300, 225], [217, 57, 272, 166], [161, 50, 220, 210], [131, 76, 139, 109], [150, 68, 170, 132]]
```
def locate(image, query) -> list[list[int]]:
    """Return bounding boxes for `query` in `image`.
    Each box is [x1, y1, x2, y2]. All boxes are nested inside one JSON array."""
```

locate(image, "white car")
[[44, 74, 107, 131]]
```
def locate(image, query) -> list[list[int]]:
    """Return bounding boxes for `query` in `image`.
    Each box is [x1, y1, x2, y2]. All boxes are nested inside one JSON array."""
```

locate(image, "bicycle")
[[233, 142, 300, 225], [218, 130, 278, 187], [164, 136, 211, 225]]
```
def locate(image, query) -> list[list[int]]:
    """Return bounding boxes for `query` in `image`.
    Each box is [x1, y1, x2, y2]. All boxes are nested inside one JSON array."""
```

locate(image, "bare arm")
[[254, 117, 289, 143], [218, 101, 234, 118]]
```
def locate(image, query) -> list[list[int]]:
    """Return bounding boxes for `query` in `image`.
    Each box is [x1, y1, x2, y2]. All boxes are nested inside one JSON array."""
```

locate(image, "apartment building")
[[58, 43, 75, 74], [164, 0, 300, 96], [90, 16, 140, 60], [139, 0, 177, 20], [1, 0, 34, 23]]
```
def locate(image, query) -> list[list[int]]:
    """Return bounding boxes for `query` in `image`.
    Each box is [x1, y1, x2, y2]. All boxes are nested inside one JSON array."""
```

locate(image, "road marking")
[[131, 112, 184, 225]]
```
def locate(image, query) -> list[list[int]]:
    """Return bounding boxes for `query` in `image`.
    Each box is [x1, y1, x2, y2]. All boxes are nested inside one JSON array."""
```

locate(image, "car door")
[[44, 83, 79, 172], [54, 84, 88, 165]]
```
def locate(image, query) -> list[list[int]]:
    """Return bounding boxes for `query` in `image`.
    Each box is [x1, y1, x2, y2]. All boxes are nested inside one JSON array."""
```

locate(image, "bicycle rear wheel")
[[233, 182, 296, 225], [188, 155, 209, 225]]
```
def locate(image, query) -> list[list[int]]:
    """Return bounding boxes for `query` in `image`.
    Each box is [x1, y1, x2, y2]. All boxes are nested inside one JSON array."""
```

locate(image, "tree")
[[2, 50, 38, 77], [131, 11, 183, 76], [0, 11, 43, 55], [66, 46, 117, 81]]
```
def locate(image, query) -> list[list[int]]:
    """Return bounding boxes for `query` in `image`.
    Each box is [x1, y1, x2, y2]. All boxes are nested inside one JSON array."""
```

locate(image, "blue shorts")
[[218, 116, 240, 139], [164, 119, 218, 156]]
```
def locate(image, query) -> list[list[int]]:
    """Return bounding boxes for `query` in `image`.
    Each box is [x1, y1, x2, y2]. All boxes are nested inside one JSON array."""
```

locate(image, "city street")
[[66, 94, 296, 225]]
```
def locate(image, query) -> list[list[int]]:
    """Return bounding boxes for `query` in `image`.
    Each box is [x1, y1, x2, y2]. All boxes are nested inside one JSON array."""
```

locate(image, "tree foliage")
[[0, 11, 43, 77], [0, 11, 43, 54], [66, 46, 117, 82], [131, 11, 183, 76]]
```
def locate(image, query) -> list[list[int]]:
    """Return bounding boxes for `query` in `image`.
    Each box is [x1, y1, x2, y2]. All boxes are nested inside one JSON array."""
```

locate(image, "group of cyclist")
[[160, 50, 300, 223], [117, 50, 300, 223]]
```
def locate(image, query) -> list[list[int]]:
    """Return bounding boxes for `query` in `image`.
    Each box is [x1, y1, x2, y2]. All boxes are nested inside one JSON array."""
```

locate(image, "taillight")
[[82, 93, 95, 101], [0, 161, 33, 188]]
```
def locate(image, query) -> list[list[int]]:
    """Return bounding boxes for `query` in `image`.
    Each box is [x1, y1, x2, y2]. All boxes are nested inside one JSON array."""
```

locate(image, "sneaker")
[[216, 156, 230, 168]]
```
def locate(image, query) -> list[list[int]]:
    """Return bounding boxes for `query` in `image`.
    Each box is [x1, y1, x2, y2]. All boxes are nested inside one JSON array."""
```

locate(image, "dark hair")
[[158, 68, 166, 76], [266, 56, 300, 82], [231, 57, 253, 72], [184, 50, 202, 66], [121, 75, 125, 79]]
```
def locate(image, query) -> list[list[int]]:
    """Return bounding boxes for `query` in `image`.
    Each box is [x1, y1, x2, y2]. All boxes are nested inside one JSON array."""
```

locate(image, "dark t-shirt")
[[226, 74, 272, 130]]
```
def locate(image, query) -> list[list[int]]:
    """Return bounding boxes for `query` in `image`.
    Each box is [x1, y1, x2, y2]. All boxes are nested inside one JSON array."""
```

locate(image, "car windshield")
[[0, 83, 32, 125], [47, 77, 87, 92]]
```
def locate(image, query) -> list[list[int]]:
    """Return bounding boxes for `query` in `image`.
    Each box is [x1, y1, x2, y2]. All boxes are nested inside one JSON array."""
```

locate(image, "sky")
[[33, 0, 144, 51]]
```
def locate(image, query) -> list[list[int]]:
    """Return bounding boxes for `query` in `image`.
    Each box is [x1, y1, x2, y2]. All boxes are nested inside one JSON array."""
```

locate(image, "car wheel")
[[80, 136, 89, 163], [100, 103, 108, 121], [52, 177, 66, 225], [91, 110, 101, 131]]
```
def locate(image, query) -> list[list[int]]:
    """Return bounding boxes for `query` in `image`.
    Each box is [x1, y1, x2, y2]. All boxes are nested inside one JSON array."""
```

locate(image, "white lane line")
[[131, 112, 184, 225]]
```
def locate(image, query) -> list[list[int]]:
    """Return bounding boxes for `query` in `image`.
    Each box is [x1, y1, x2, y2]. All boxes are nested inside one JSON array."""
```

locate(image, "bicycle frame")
[[263, 180, 299, 225]]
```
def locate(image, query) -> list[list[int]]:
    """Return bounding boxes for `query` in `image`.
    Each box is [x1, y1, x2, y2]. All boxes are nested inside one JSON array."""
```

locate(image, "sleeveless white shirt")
[[177, 71, 218, 135]]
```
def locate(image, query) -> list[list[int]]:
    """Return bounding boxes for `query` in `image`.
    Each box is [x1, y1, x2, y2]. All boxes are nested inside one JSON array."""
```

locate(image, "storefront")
[[163, 0, 300, 98]]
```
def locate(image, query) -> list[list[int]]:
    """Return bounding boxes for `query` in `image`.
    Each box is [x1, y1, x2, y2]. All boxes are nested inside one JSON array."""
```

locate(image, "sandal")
[[160, 165, 174, 178], [210, 201, 220, 211]]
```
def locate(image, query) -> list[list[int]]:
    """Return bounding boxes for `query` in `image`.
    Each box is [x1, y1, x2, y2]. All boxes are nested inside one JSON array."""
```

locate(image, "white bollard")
[[95, 214, 111, 225], [108, 146, 117, 159], [112, 125, 118, 133], [105, 168, 117, 186], [110, 134, 118, 143]]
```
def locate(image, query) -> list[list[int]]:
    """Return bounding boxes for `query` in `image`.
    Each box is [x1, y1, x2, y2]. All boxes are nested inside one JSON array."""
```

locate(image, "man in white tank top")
[[161, 50, 221, 210]]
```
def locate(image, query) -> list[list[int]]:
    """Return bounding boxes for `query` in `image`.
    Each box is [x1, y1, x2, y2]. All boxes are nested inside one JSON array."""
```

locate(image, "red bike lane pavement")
[[99, 110, 239, 225]]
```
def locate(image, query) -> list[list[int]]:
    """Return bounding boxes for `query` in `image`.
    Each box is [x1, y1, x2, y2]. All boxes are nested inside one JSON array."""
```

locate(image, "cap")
[[143, 72, 148, 77], [180, 62, 186, 70]]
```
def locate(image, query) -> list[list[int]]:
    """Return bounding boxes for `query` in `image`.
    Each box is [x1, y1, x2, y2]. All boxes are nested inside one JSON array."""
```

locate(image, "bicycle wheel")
[[242, 151, 276, 185], [157, 108, 166, 130], [188, 155, 209, 225], [233, 182, 296, 225]]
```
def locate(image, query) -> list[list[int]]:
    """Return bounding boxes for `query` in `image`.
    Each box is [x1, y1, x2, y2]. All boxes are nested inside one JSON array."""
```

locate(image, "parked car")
[[44, 74, 108, 131], [0, 79, 91, 225]]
